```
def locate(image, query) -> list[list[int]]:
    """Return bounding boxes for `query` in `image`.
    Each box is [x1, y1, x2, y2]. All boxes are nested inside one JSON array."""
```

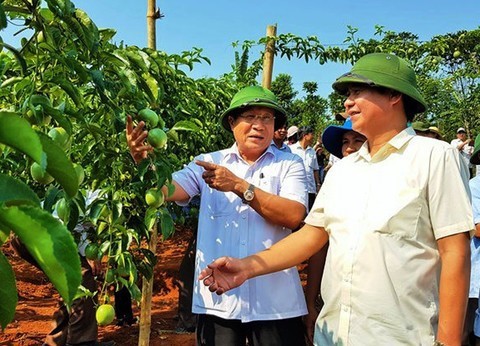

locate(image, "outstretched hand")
[[126, 115, 153, 164], [198, 256, 250, 295]]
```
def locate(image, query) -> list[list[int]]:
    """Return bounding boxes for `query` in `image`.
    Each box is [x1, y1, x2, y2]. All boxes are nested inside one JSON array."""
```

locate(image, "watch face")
[[244, 190, 254, 201]]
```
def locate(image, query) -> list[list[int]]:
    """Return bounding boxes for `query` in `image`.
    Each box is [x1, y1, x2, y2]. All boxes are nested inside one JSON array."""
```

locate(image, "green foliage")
[[0, 0, 478, 331]]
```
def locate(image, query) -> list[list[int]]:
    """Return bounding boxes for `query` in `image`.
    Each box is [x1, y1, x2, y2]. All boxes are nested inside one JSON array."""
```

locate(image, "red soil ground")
[[1, 228, 196, 346], [1, 227, 309, 346]]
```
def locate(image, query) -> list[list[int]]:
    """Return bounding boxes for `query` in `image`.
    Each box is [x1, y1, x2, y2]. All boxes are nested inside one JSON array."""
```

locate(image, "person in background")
[[174, 195, 200, 334], [286, 125, 299, 145], [465, 134, 480, 346], [323, 150, 339, 176], [11, 190, 115, 346], [114, 286, 135, 327], [427, 126, 444, 141], [411, 120, 430, 136], [304, 117, 366, 344], [290, 126, 321, 210], [127, 85, 308, 346], [200, 53, 473, 346], [313, 137, 327, 185], [270, 122, 291, 152], [452, 127, 475, 178]]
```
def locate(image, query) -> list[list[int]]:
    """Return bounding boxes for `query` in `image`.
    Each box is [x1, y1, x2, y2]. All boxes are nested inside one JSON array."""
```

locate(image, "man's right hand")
[[126, 115, 153, 164], [198, 256, 250, 295]]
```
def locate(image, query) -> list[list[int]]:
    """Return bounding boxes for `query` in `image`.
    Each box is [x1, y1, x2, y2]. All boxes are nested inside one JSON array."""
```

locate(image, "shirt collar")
[[224, 142, 274, 164], [357, 127, 415, 162]]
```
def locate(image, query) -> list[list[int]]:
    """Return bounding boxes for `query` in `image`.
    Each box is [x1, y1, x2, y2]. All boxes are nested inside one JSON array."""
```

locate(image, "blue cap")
[[322, 118, 354, 159]]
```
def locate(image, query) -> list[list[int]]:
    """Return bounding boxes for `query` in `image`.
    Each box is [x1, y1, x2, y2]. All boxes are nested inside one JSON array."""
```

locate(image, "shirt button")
[[242, 214, 246, 219], [241, 241, 246, 245], [343, 306, 348, 312]]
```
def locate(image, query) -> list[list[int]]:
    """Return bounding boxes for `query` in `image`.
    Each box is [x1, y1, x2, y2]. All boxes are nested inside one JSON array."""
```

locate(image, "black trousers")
[[176, 230, 198, 331], [196, 314, 306, 346]]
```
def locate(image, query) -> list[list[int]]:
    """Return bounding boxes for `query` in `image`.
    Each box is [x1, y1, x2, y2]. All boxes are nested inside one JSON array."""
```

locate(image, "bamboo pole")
[[262, 24, 277, 89], [146, 0, 157, 49], [139, 2, 160, 345]]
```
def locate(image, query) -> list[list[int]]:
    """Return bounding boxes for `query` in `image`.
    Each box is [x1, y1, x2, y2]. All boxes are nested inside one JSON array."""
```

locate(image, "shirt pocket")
[[258, 175, 280, 195], [367, 187, 422, 239]]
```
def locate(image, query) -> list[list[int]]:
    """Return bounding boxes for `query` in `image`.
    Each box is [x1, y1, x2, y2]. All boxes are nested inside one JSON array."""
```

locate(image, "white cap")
[[287, 126, 298, 138]]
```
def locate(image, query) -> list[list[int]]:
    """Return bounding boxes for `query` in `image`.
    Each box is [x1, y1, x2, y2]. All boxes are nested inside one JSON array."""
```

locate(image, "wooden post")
[[139, 3, 161, 345], [138, 224, 158, 346], [147, 0, 158, 49], [262, 24, 277, 89]]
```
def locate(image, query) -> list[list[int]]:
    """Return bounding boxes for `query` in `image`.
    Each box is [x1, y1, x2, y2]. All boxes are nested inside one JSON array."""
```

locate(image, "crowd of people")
[[127, 52, 480, 346], [12, 51, 479, 346]]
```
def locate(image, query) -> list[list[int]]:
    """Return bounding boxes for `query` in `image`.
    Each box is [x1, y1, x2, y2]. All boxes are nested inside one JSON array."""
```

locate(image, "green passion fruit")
[[30, 162, 54, 184], [145, 188, 165, 208], [147, 128, 167, 149], [137, 108, 159, 127], [48, 127, 69, 148], [96, 304, 115, 326]]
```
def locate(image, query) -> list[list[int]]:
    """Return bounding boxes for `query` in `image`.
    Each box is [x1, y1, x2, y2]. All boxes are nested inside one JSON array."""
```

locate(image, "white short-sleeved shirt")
[[270, 140, 292, 153], [305, 127, 474, 345], [290, 143, 319, 194], [173, 144, 308, 322], [451, 138, 474, 168]]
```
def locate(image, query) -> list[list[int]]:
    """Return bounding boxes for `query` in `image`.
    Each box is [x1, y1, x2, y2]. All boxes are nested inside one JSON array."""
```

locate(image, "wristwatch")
[[242, 184, 255, 204], [433, 341, 445, 346]]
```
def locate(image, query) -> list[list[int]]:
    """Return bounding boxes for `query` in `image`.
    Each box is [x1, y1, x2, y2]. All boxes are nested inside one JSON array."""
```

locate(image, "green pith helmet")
[[411, 121, 429, 132], [220, 86, 287, 132], [471, 134, 480, 165], [332, 53, 427, 115]]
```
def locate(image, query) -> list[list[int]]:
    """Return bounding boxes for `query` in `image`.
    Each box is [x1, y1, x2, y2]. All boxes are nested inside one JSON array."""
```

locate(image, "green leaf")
[[0, 252, 17, 330], [0, 174, 41, 207], [0, 4, 7, 30], [159, 208, 174, 239], [0, 42, 27, 75], [0, 205, 81, 306], [144, 207, 157, 230], [37, 132, 79, 198], [171, 120, 201, 132], [0, 112, 45, 165], [0, 228, 9, 244]]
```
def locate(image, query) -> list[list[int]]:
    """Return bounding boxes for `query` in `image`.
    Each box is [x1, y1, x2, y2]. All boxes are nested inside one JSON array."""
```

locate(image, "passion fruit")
[[30, 162, 54, 184], [137, 108, 159, 127], [147, 128, 167, 149], [96, 304, 115, 326], [145, 188, 164, 208]]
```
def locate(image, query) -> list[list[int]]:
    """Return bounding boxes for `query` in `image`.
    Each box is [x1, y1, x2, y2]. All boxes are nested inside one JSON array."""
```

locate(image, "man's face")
[[343, 84, 392, 137], [303, 132, 314, 146], [229, 106, 275, 157], [457, 131, 466, 140], [273, 125, 288, 142]]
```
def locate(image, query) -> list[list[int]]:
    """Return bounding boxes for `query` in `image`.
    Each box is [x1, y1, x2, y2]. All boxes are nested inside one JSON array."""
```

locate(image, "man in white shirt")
[[290, 126, 320, 210], [200, 53, 473, 346], [127, 86, 308, 346], [451, 127, 474, 177], [270, 123, 291, 153]]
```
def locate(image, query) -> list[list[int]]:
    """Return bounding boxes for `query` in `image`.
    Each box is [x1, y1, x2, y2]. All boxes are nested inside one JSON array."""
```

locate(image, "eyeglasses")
[[238, 114, 276, 124]]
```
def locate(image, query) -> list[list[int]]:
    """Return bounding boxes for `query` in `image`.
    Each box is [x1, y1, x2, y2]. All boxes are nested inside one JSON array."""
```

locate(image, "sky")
[[3, 0, 479, 98]]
